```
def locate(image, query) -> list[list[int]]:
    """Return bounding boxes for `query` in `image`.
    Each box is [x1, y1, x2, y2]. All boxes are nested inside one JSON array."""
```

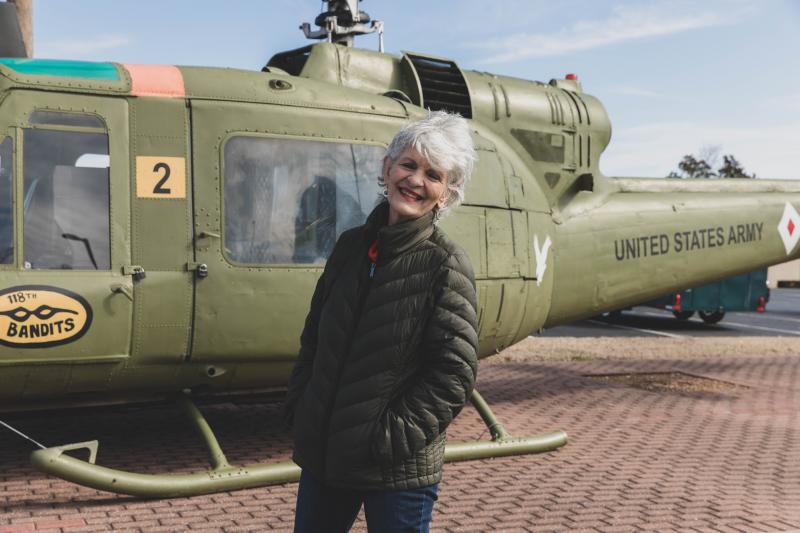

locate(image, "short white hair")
[[381, 111, 476, 220]]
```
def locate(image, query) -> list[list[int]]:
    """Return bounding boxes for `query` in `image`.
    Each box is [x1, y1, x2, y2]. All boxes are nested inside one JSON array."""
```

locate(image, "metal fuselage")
[[0, 44, 798, 410]]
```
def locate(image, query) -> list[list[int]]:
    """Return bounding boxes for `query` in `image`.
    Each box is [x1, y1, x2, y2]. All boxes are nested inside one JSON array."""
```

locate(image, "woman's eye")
[[427, 172, 442, 182], [402, 162, 415, 169]]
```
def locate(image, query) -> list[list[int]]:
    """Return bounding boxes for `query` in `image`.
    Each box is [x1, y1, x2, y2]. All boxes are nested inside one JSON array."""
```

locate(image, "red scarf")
[[368, 240, 379, 263], [367, 240, 379, 278]]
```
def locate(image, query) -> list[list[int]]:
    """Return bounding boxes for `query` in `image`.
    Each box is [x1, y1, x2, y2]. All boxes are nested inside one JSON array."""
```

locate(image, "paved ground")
[[2, 346, 800, 532], [542, 288, 799, 338]]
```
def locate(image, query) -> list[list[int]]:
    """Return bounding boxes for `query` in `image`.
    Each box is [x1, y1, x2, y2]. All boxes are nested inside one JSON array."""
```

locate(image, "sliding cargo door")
[[189, 100, 388, 385]]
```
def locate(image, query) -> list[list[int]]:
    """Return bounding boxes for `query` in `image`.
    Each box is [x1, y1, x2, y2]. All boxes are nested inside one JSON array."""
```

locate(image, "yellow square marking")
[[136, 156, 186, 199]]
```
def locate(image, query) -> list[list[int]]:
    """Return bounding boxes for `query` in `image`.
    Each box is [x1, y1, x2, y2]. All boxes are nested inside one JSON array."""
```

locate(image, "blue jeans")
[[293, 470, 439, 533]]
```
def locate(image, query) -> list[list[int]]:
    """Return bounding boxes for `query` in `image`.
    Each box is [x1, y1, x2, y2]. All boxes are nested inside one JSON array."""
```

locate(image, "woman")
[[285, 111, 479, 533]]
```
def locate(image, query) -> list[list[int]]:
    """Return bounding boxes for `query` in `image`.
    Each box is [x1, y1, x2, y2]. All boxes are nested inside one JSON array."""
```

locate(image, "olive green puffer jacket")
[[284, 202, 479, 490]]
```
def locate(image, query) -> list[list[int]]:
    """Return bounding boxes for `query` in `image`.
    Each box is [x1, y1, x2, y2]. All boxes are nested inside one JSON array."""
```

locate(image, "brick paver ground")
[[1, 352, 799, 532]]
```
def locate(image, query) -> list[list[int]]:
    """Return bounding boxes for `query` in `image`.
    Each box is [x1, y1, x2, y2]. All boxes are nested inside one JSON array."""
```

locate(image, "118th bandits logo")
[[0, 286, 92, 348]]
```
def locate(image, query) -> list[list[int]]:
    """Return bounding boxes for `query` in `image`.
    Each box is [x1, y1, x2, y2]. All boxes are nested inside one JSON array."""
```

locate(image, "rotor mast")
[[301, 0, 384, 52]]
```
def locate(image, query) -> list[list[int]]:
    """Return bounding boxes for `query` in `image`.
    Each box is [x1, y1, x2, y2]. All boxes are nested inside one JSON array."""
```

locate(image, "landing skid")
[[30, 390, 567, 498]]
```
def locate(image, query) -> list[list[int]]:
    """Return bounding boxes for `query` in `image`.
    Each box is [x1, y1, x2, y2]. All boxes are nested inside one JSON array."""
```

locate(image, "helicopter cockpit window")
[[224, 136, 383, 265], [0, 137, 12, 264], [30, 110, 106, 129], [23, 128, 111, 270]]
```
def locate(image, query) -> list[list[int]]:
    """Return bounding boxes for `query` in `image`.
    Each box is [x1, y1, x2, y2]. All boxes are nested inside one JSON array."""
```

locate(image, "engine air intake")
[[405, 53, 472, 119]]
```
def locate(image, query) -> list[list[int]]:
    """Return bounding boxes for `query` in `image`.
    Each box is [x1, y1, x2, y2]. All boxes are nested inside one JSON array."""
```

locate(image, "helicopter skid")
[[29, 392, 567, 498]]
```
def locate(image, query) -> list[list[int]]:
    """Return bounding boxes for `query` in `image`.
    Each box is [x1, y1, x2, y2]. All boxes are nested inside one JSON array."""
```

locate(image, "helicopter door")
[[0, 91, 132, 376], [128, 97, 195, 363], [189, 100, 384, 381]]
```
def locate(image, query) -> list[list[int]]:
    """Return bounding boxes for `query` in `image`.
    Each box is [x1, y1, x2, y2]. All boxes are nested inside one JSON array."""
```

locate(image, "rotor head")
[[301, 0, 383, 49]]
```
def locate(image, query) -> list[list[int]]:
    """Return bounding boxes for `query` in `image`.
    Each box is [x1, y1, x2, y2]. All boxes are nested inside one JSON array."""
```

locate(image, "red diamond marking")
[[789, 219, 796, 236]]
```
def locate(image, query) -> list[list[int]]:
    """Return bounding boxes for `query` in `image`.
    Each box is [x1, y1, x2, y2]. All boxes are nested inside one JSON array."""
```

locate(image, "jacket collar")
[[364, 201, 435, 263]]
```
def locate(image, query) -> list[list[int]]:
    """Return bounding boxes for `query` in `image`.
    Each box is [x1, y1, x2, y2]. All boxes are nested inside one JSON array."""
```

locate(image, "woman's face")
[[383, 147, 449, 225]]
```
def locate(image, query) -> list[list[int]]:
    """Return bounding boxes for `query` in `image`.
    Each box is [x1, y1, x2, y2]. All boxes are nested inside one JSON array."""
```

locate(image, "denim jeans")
[[293, 470, 439, 533]]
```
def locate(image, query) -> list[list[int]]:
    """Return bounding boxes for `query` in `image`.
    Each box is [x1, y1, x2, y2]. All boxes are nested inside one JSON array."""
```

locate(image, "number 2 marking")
[[135, 156, 186, 198], [152, 162, 172, 194]]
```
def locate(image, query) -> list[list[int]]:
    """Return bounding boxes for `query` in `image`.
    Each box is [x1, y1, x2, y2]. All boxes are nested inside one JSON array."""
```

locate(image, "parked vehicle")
[[646, 269, 769, 324]]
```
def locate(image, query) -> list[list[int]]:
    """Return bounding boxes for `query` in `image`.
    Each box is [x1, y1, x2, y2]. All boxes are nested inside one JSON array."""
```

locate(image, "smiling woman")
[[286, 111, 479, 533]]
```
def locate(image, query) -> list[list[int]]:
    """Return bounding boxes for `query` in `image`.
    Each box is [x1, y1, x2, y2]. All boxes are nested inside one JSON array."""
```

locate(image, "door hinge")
[[122, 265, 146, 281]]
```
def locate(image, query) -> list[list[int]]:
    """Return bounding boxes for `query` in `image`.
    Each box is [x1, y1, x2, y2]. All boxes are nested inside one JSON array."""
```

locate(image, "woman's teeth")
[[400, 188, 422, 201]]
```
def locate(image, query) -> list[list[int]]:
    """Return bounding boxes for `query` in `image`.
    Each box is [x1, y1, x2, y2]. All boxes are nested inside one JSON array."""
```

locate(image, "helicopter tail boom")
[[545, 183, 800, 326]]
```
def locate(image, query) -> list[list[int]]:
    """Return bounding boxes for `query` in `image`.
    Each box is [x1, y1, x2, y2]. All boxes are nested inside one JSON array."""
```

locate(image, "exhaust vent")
[[265, 45, 313, 76], [404, 53, 472, 118]]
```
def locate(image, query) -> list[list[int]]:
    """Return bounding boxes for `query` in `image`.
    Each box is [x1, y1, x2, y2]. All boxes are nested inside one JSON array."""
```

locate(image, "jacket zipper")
[[319, 256, 376, 480]]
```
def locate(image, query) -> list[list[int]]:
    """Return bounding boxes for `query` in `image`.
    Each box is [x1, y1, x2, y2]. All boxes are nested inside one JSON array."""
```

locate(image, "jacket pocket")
[[370, 407, 393, 467]]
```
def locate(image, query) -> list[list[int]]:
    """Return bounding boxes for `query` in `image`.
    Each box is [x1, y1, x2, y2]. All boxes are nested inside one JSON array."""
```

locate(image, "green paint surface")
[[0, 58, 119, 80]]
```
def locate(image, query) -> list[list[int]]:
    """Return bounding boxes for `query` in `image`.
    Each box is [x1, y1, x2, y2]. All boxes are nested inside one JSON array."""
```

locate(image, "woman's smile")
[[398, 187, 423, 202]]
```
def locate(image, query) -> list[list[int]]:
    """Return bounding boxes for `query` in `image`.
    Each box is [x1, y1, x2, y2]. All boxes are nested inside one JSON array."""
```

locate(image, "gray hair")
[[381, 111, 476, 220]]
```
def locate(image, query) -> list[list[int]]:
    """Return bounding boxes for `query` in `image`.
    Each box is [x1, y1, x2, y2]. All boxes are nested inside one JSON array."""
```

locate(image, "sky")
[[31, 0, 800, 180]]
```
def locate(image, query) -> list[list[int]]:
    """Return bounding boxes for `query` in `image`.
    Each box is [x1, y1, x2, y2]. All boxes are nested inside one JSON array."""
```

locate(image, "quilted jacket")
[[284, 201, 479, 490]]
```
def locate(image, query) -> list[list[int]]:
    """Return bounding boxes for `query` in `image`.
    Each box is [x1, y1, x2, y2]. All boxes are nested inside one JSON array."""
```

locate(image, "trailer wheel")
[[699, 310, 725, 324], [672, 310, 695, 320]]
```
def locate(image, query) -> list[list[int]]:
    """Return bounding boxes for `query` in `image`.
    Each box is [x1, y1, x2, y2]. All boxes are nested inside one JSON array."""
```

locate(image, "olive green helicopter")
[[0, 0, 798, 498]]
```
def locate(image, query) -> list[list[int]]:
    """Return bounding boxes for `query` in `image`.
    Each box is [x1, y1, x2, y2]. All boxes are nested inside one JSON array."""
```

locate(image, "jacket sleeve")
[[372, 252, 479, 464], [283, 270, 326, 429]]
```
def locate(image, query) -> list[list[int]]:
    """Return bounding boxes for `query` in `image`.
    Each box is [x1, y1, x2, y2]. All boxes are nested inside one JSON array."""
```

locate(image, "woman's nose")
[[406, 169, 424, 186]]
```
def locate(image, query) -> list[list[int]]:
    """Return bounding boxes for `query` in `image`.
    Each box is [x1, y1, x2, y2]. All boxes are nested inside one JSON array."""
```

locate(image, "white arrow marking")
[[533, 235, 552, 287]]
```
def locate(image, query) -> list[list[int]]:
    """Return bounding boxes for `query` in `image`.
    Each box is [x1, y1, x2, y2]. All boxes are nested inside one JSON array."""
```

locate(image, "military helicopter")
[[0, 0, 799, 498]]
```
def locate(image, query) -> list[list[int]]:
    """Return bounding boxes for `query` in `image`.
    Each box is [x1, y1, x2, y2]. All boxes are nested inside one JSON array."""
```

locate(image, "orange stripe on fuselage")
[[124, 64, 185, 98]]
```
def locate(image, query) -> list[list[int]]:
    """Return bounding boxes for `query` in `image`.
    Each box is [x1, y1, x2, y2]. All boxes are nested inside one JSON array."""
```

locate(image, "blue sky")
[[33, 0, 800, 179]]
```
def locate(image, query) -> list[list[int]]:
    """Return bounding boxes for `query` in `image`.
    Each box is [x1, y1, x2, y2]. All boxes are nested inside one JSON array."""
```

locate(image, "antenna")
[[300, 0, 384, 52]]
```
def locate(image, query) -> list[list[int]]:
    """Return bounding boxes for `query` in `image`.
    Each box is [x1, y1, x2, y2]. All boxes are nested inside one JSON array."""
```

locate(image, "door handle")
[[110, 283, 133, 301]]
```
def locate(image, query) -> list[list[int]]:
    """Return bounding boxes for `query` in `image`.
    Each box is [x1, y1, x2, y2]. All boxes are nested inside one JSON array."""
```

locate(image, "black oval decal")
[[0, 285, 93, 348]]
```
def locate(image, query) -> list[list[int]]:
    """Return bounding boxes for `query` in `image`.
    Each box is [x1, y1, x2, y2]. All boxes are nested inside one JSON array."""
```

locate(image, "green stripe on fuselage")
[[0, 58, 120, 80]]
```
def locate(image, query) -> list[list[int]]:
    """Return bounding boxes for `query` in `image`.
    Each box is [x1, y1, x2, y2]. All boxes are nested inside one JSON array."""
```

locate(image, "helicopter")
[[0, 0, 799, 498]]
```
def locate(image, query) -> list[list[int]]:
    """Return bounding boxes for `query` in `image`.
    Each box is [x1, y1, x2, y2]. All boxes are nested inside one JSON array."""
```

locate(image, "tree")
[[717, 155, 755, 178], [667, 151, 755, 179], [668, 155, 714, 179]]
